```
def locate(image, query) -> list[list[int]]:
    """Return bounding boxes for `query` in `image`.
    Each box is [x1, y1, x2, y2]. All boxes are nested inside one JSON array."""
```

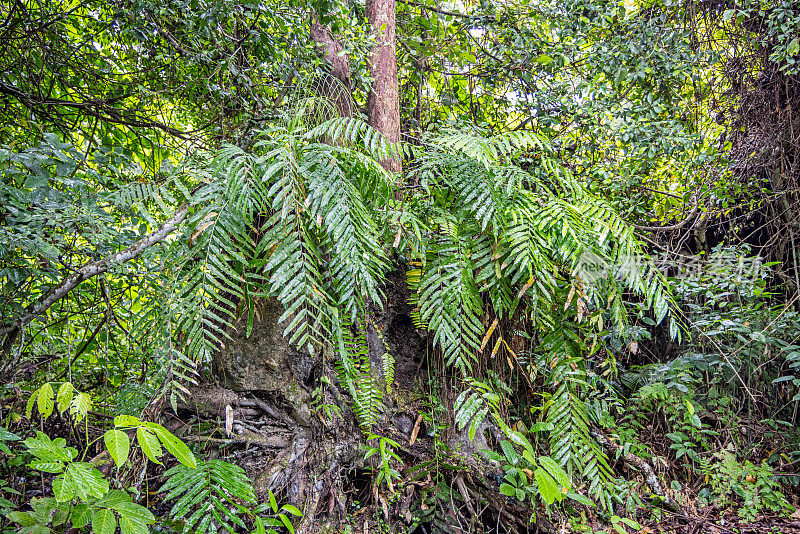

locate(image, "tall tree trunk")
[[366, 0, 401, 172], [309, 22, 355, 118]]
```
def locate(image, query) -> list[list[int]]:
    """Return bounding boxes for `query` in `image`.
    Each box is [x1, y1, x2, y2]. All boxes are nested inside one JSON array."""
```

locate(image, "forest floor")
[[645, 512, 800, 533]]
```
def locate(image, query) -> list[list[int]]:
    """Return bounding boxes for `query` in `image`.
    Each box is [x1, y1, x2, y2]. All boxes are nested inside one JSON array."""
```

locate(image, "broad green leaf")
[[789, 38, 800, 57], [31, 497, 57, 524], [280, 504, 302, 517], [56, 382, 74, 414], [71, 504, 92, 528], [98, 490, 132, 508], [534, 467, 562, 505], [114, 415, 141, 428], [499, 483, 515, 497], [92, 508, 117, 534], [145, 423, 195, 468], [52, 508, 70, 527], [6, 511, 36, 526], [62, 462, 109, 501], [26, 389, 39, 419], [254, 516, 266, 534], [30, 461, 66, 474], [70, 393, 92, 422], [136, 427, 162, 464], [119, 514, 149, 534], [111, 501, 155, 525], [104, 429, 131, 469], [37, 383, 54, 418], [537, 456, 571, 492], [52, 475, 76, 502], [0, 427, 21, 440], [278, 513, 294, 534]]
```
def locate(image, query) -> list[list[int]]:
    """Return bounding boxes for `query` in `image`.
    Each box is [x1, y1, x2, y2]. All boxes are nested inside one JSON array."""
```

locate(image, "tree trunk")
[[366, 0, 402, 172], [309, 22, 356, 118]]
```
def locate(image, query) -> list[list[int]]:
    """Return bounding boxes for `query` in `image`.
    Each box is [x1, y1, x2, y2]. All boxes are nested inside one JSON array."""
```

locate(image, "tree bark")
[[366, 0, 402, 172], [309, 22, 355, 118]]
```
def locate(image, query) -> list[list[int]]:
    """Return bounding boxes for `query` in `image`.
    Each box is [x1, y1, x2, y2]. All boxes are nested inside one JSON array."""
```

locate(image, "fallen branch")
[[591, 427, 679, 512]]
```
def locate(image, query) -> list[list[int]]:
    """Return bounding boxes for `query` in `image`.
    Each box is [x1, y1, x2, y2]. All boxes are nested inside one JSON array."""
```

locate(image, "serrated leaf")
[[71, 504, 92, 528], [61, 462, 109, 501], [92, 508, 117, 534], [98, 489, 132, 508], [52, 508, 70, 527], [104, 430, 130, 469], [30, 461, 66, 474], [69, 392, 92, 422], [119, 514, 149, 534], [56, 383, 74, 414], [52, 475, 76, 502], [115, 501, 154, 522], [136, 427, 162, 464], [31, 497, 57, 524], [6, 511, 36, 526], [37, 383, 54, 418]]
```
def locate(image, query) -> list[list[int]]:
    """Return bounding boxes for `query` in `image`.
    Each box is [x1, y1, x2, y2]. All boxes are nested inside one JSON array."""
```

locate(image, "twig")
[[1, 202, 191, 350]]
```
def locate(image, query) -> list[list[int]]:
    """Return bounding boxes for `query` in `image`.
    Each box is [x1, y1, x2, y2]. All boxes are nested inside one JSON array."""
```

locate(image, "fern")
[[540, 329, 615, 508], [412, 232, 484, 374], [331, 312, 383, 428], [454, 378, 501, 442], [159, 460, 256, 534]]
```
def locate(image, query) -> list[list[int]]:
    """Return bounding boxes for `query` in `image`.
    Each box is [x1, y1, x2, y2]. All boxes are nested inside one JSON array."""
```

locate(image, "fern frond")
[[331, 312, 383, 428], [413, 234, 483, 374], [542, 330, 614, 507], [160, 460, 256, 534], [454, 378, 500, 442]]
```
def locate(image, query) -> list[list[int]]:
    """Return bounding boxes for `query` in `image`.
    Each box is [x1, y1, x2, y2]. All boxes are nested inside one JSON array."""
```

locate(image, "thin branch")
[[1, 202, 191, 349]]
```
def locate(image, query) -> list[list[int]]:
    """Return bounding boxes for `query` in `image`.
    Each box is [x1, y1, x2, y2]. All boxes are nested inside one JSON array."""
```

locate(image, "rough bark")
[[196, 272, 534, 533], [366, 0, 402, 172], [309, 22, 356, 118]]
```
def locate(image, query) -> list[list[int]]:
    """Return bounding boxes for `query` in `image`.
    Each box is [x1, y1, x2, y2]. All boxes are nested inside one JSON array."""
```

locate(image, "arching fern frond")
[[412, 233, 484, 374]]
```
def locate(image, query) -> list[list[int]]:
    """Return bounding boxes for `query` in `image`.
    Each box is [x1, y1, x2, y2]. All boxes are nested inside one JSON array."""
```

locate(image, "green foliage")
[[700, 450, 791, 521], [362, 434, 402, 493], [454, 379, 499, 443], [542, 338, 614, 507], [6, 432, 157, 534], [6, 0, 799, 528], [159, 460, 299, 534], [484, 433, 573, 508], [26, 382, 92, 423]]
